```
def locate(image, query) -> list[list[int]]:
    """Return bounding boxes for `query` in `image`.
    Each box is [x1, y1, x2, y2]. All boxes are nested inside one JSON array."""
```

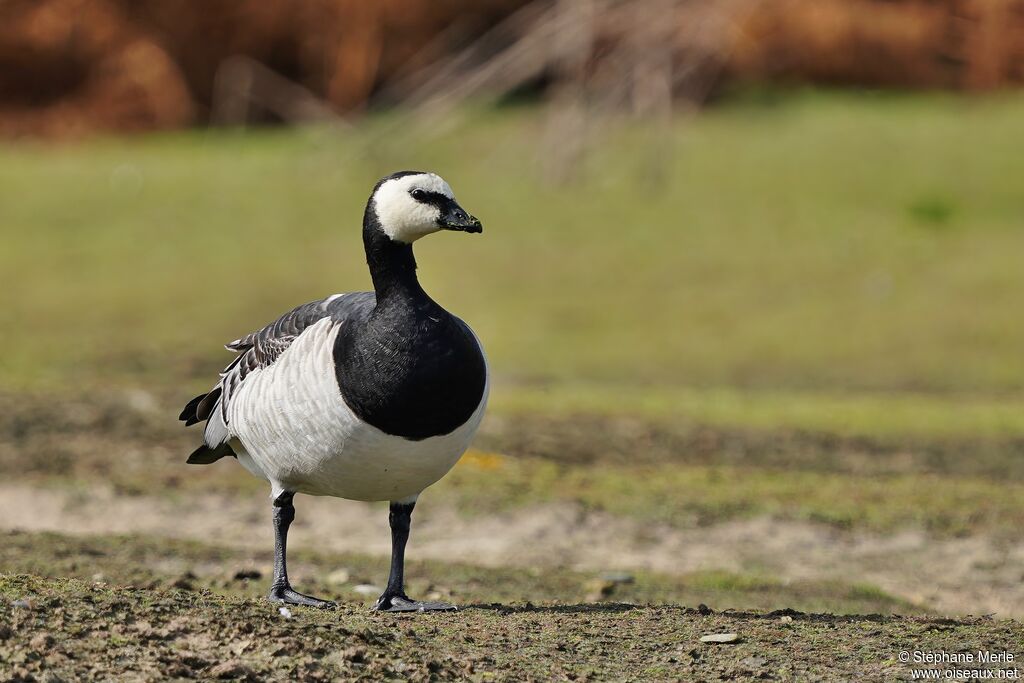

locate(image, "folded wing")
[[179, 292, 375, 464]]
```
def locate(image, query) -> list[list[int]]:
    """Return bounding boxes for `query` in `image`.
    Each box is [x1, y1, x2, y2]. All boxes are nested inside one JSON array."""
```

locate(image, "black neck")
[[338, 198, 488, 441], [363, 213, 429, 306]]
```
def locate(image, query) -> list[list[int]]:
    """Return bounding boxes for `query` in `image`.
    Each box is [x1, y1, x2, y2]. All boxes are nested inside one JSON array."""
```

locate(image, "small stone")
[[326, 569, 351, 586], [352, 584, 382, 596], [700, 633, 739, 644], [742, 656, 767, 668], [278, 607, 292, 618], [697, 604, 713, 615], [779, 615, 794, 623]]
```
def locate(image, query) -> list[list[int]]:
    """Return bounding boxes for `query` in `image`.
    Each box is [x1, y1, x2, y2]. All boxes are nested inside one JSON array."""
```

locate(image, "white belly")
[[226, 318, 488, 502]]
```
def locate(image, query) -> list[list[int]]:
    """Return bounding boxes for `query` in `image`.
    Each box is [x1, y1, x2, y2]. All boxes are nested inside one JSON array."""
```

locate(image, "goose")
[[179, 171, 488, 612]]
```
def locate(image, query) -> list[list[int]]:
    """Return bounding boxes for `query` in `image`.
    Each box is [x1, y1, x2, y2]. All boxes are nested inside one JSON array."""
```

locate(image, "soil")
[[2, 483, 1023, 619], [2, 392, 1022, 680], [2, 573, 1021, 682]]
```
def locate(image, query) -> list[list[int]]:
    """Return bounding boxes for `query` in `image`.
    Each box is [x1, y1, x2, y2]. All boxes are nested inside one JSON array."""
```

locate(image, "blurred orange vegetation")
[[458, 451, 508, 471], [0, 0, 1022, 138]]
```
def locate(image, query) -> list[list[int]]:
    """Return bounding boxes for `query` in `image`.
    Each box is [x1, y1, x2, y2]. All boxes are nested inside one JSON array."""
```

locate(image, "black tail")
[[178, 388, 222, 426], [186, 442, 235, 465], [179, 393, 206, 424], [180, 387, 233, 464]]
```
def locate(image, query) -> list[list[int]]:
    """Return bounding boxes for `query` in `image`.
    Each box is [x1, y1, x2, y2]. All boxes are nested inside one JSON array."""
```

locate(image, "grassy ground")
[[2, 90, 1024, 679], [2, 90, 1023, 397], [0, 530, 915, 616], [4, 534, 1020, 682], [9, 573, 1017, 682], [4, 391, 1024, 538]]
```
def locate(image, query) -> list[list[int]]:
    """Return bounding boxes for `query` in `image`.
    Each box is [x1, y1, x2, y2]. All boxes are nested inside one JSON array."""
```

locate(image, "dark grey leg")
[[267, 491, 336, 609], [373, 501, 456, 612]]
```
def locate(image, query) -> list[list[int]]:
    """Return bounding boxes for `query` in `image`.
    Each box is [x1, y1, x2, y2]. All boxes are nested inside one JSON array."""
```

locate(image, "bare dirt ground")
[[5, 572, 1021, 682], [3, 483, 1023, 618], [2, 392, 1023, 680], [2, 529, 1023, 681]]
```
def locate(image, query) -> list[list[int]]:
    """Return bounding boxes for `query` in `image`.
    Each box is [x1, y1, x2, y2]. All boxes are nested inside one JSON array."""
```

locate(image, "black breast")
[[332, 300, 487, 440]]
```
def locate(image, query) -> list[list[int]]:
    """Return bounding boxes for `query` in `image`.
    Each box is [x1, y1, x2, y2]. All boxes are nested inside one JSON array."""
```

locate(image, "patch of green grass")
[[686, 570, 779, 593], [0, 530, 913, 615], [908, 195, 957, 228], [490, 383, 1024, 440], [2, 91, 1024, 396], [443, 452, 1024, 537], [682, 571, 907, 613], [2, 389, 1019, 538]]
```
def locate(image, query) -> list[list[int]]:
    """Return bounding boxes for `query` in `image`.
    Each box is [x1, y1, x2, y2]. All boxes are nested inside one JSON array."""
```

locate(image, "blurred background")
[[1, 0, 1023, 619]]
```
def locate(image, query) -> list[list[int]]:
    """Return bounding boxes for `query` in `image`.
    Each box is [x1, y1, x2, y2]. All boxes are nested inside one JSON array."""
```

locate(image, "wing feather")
[[179, 292, 375, 463]]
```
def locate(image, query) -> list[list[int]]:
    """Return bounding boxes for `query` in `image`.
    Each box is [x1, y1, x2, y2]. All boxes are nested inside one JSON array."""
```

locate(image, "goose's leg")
[[267, 491, 336, 609], [374, 501, 457, 612]]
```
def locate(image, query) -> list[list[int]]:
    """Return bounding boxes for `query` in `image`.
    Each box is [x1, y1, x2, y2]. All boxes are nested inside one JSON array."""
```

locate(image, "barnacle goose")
[[179, 171, 487, 612]]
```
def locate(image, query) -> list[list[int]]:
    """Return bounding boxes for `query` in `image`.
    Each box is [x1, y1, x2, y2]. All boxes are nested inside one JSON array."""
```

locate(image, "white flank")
[[203, 407, 229, 450], [225, 318, 488, 502], [373, 173, 455, 243]]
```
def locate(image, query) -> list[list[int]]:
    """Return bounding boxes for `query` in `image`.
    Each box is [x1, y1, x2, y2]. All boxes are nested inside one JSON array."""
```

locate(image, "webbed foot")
[[269, 585, 337, 610], [373, 593, 457, 613]]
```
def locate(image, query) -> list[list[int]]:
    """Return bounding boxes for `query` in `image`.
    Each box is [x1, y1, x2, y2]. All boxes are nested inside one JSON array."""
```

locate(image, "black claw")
[[373, 593, 457, 613], [269, 585, 337, 610]]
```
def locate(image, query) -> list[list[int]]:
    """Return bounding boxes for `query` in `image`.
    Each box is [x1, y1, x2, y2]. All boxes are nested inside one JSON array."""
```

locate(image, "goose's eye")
[[411, 189, 427, 201]]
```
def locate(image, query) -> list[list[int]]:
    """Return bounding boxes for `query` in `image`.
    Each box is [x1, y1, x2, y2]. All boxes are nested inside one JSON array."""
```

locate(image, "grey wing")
[[179, 292, 375, 463]]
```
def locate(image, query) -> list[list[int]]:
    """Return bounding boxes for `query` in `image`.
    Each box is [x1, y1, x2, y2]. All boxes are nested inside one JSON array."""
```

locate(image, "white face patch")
[[373, 173, 456, 243]]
